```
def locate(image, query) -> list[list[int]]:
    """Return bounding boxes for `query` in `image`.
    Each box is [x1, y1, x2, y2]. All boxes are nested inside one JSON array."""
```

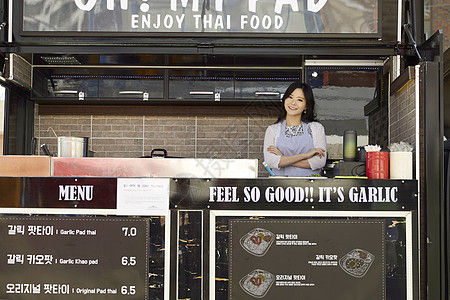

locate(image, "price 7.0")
[[122, 256, 137, 266], [122, 227, 137, 237], [121, 285, 136, 295]]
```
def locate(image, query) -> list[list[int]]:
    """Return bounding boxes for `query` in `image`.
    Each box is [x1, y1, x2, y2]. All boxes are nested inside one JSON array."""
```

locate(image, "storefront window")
[[306, 67, 381, 160]]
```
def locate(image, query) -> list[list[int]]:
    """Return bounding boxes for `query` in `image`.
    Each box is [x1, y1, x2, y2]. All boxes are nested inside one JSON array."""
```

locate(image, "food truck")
[[0, 0, 446, 299]]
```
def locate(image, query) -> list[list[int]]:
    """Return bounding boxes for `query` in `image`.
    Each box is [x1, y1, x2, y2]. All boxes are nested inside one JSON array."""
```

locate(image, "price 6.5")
[[121, 285, 136, 295], [121, 256, 137, 266], [122, 227, 137, 237]]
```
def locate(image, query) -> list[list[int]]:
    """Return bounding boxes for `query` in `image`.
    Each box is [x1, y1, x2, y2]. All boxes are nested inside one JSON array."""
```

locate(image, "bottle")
[[343, 130, 357, 161]]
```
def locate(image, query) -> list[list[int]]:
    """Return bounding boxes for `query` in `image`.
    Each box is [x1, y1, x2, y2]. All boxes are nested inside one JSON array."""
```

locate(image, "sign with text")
[[170, 178, 418, 211], [117, 178, 170, 216], [22, 0, 379, 35], [0, 177, 117, 209], [0, 216, 149, 299], [229, 219, 385, 299]]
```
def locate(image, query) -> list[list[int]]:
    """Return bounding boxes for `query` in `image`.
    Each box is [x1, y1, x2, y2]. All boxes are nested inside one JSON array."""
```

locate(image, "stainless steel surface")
[[52, 158, 258, 178], [57, 137, 89, 157]]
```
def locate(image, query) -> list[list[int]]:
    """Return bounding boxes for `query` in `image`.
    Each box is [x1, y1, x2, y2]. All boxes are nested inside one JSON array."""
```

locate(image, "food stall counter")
[[0, 155, 51, 176], [52, 157, 258, 178]]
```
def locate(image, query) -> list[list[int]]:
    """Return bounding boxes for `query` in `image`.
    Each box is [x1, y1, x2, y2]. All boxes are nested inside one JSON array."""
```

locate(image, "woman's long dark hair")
[[275, 82, 317, 124]]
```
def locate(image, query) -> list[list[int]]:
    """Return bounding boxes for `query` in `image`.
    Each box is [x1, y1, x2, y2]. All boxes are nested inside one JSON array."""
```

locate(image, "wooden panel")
[[0, 156, 51, 176]]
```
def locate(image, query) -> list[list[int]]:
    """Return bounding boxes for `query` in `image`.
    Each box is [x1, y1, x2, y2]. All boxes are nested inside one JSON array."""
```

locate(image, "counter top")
[[0, 156, 51, 176], [0, 156, 258, 178], [52, 157, 258, 178]]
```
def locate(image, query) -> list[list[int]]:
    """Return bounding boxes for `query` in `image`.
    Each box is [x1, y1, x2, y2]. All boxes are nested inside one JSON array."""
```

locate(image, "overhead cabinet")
[[33, 68, 165, 101], [32, 67, 301, 104]]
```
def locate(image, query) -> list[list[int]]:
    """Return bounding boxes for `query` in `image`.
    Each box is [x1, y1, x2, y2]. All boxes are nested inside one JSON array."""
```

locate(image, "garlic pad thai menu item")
[[240, 228, 275, 257]]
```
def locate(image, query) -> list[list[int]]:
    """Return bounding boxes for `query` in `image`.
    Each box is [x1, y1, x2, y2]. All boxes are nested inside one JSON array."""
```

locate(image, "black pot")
[[140, 148, 182, 158]]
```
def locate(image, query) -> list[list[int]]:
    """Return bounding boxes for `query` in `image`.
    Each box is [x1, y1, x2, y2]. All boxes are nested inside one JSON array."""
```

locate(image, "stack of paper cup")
[[366, 151, 389, 179], [390, 152, 413, 179]]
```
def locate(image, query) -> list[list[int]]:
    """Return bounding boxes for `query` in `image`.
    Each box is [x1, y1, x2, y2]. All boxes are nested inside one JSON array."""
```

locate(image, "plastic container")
[[390, 152, 413, 179], [343, 130, 357, 161], [366, 151, 389, 179]]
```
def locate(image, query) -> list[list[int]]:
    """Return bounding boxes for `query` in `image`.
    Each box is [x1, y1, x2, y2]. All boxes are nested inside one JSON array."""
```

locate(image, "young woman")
[[263, 82, 327, 176]]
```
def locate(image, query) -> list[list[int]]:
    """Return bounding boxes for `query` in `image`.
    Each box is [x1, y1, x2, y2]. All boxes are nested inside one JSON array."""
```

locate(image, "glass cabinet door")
[[47, 77, 98, 98], [168, 70, 234, 100], [98, 75, 164, 99], [33, 68, 165, 100], [234, 70, 301, 100]]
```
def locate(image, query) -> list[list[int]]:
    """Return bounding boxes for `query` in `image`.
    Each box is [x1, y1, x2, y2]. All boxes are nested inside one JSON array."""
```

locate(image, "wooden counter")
[[0, 155, 51, 176]]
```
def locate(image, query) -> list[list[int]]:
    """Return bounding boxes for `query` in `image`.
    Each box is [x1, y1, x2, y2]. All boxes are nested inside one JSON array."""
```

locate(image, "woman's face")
[[284, 88, 307, 117]]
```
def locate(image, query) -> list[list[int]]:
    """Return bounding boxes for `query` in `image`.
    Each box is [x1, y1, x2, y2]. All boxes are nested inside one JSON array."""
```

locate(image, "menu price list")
[[5, 284, 125, 296], [0, 216, 149, 299]]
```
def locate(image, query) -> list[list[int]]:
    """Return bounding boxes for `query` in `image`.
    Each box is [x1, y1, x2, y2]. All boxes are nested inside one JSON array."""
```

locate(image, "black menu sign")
[[229, 219, 385, 299], [0, 216, 149, 299]]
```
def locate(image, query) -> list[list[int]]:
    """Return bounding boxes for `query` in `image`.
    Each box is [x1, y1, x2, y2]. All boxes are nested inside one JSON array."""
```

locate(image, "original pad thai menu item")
[[239, 269, 275, 298], [240, 228, 275, 257], [339, 249, 375, 278]]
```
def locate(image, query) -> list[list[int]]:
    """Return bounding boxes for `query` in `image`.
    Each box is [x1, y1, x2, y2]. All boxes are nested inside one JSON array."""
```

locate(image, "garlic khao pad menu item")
[[339, 248, 375, 278], [229, 219, 385, 300]]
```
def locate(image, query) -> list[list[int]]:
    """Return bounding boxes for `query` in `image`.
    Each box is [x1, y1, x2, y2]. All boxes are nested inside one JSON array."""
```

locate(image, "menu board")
[[229, 219, 385, 299], [0, 216, 149, 299]]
